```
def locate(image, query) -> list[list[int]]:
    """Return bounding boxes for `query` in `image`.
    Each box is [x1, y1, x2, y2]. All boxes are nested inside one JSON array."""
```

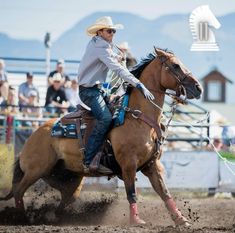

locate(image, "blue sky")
[[1, 0, 235, 41]]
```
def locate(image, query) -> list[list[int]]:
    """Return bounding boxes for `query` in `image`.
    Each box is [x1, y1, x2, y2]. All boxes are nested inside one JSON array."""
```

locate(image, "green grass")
[[219, 151, 235, 161]]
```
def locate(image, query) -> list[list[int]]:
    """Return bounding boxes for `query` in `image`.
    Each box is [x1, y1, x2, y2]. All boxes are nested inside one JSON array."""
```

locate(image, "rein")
[[108, 53, 191, 170], [124, 55, 190, 171], [124, 98, 178, 172]]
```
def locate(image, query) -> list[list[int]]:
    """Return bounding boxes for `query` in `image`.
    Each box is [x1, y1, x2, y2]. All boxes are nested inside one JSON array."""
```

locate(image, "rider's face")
[[98, 28, 116, 42]]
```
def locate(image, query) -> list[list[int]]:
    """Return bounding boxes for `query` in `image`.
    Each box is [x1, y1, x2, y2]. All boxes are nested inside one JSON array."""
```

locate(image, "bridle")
[[158, 55, 192, 102]]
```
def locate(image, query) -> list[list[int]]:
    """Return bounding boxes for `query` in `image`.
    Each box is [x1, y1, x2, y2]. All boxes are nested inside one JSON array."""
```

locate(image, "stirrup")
[[96, 164, 113, 174]]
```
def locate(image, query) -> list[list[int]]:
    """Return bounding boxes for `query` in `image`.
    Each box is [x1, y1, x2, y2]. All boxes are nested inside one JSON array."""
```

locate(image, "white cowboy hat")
[[86, 16, 124, 36], [52, 73, 63, 82]]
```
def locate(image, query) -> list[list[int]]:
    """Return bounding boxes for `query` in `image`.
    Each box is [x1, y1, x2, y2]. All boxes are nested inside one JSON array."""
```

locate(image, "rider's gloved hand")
[[136, 83, 155, 100]]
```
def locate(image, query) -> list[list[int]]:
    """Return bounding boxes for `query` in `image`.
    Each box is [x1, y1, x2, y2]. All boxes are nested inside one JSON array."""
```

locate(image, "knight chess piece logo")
[[189, 5, 221, 51]]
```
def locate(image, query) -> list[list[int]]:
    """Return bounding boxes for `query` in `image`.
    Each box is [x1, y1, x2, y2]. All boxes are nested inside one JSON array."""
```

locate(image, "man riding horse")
[[0, 15, 202, 226], [77, 16, 154, 174]]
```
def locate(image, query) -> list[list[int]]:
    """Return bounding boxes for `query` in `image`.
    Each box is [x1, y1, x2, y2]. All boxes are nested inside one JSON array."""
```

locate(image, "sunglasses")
[[104, 29, 116, 34]]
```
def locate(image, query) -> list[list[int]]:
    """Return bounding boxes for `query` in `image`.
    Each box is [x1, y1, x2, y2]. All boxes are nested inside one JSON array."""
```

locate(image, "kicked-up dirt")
[[0, 188, 234, 233]]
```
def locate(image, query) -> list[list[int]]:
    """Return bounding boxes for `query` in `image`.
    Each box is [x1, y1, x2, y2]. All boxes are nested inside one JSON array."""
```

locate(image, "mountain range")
[[0, 11, 235, 80]]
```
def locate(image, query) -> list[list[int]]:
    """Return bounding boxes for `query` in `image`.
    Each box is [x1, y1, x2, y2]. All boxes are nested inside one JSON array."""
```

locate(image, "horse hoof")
[[130, 217, 146, 225], [175, 216, 191, 228]]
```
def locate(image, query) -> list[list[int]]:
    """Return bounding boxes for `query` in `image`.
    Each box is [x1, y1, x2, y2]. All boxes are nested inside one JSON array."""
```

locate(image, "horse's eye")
[[172, 64, 180, 69]]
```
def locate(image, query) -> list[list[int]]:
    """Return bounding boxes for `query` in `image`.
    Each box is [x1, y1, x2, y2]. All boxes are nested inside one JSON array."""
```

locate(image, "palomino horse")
[[0, 48, 202, 226]]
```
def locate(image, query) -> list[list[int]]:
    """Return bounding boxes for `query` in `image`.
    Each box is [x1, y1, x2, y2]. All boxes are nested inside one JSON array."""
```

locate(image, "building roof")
[[201, 69, 233, 84]]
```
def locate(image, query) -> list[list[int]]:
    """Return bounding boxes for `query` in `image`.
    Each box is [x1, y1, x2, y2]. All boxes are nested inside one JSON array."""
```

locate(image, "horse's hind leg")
[[43, 174, 84, 214], [57, 176, 84, 213], [141, 159, 189, 226], [13, 172, 41, 211], [13, 151, 57, 212]]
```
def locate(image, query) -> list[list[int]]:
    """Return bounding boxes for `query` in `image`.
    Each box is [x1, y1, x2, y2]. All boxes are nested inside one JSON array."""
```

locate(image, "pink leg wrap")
[[165, 198, 189, 225], [129, 203, 146, 225]]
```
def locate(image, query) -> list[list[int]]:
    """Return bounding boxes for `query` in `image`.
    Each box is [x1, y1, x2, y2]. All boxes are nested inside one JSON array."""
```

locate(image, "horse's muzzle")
[[185, 83, 203, 99]]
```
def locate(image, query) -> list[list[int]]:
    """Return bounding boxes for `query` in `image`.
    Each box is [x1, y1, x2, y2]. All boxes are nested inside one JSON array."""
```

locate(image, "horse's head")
[[155, 48, 202, 100]]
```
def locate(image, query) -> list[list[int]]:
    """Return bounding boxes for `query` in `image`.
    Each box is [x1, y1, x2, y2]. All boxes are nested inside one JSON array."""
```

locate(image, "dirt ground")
[[0, 187, 234, 233]]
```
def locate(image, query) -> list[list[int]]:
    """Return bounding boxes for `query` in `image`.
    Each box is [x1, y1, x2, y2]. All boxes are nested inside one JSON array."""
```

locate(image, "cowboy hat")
[[52, 73, 63, 82], [86, 16, 124, 36]]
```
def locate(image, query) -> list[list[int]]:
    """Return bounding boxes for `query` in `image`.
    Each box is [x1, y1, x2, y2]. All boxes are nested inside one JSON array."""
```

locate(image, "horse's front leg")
[[122, 162, 146, 225], [142, 159, 190, 227]]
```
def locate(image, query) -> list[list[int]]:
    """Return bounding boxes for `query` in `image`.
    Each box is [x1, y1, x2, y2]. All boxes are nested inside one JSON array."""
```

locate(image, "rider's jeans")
[[79, 86, 112, 165]]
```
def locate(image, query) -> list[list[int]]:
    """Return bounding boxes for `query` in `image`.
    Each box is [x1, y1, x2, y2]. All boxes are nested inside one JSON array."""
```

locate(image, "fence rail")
[[2, 56, 80, 77]]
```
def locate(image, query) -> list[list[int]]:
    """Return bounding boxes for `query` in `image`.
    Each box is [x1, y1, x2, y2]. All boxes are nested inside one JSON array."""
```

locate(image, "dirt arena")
[[0, 186, 234, 233]]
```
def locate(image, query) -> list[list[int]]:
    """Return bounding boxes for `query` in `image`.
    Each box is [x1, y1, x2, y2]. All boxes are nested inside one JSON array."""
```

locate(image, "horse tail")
[[13, 158, 24, 184], [0, 158, 24, 201]]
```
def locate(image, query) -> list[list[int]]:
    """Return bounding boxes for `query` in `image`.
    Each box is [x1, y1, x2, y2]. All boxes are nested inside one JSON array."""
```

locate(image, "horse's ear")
[[154, 47, 167, 57]]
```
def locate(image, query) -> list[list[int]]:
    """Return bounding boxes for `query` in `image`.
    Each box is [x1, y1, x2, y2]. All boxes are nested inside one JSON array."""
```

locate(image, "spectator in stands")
[[22, 90, 42, 118], [108, 42, 137, 93], [48, 59, 70, 86], [65, 78, 79, 111], [221, 125, 234, 151], [18, 72, 39, 108], [118, 41, 137, 69], [0, 86, 18, 114], [45, 73, 69, 115], [21, 90, 42, 130], [0, 59, 9, 101], [213, 138, 223, 151], [217, 118, 234, 151]]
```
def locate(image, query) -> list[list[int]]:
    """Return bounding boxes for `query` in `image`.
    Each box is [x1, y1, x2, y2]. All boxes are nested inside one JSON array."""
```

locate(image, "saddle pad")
[[51, 94, 129, 139], [51, 120, 78, 138]]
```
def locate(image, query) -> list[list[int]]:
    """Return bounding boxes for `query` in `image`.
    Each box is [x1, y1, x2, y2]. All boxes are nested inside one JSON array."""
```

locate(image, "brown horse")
[[0, 48, 202, 226]]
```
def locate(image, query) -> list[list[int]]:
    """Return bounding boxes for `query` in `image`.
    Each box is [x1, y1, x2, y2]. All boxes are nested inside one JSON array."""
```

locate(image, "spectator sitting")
[[0, 59, 9, 101], [45, 73, 69, 115], [21, 90, 42, 118], [0, 86, 18, 115], [48, 59, 70, 86], [212, 138, 223, 151], [21, 90, 42, 130], [65, 79, 79, 111], [18, 72, 39, 109]]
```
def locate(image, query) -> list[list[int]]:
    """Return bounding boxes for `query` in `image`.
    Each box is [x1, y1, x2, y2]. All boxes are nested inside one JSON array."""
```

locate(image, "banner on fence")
[[118, 151, 219, 189]]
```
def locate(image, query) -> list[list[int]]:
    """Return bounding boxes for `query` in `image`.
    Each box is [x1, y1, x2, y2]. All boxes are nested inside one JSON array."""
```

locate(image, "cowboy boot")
[[89, 151, 113, 174], [129, 203, 146, 225]]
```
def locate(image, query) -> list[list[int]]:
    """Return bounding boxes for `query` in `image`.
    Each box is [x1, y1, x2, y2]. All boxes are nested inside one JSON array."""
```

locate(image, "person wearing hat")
[[18, 72, 39, 108], [77, 16, 154, 173], [21, 89, 42, 130], [48, 59, 70, 86], [45, 73, 69, 115], [118, 42, 137, 69]]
